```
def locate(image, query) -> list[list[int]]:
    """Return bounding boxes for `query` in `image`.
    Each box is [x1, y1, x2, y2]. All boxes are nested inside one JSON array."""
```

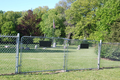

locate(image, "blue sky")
[[0, 0, 60, 12]]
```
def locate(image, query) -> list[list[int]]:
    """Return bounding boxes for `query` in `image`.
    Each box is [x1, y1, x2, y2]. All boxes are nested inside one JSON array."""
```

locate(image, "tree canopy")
[[0, 0, 120, 42]]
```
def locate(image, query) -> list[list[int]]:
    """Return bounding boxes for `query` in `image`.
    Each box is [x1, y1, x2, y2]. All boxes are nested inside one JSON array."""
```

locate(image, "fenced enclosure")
[[1, 34, 120, 75], [0, 33, 19, 74]]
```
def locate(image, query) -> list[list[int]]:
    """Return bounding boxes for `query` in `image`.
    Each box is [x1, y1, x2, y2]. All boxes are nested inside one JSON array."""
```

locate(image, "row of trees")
[[0, 0, 120, 42]]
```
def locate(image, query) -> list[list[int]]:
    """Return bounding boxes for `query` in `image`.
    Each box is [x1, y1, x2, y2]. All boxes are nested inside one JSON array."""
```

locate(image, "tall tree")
[[55, 0, 76, 9], [17, 10, 42, 36], [0, 11, 21, 34], [105, 17, 120, 42], [92, 0, 120, 41], [40, 9, 65, 37], [65, 0, 99, 39], [55, 0, 77, 39], [1, 21, 16, 34], [0, 10, 4, 33], [33, 6, 49, 19]]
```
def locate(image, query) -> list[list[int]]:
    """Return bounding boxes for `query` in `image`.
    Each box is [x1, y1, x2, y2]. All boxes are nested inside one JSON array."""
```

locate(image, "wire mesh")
[[66, 39, 99, 70], [0, 35, 17, 74], [19, 36, 67, 73], [100, 43, 120, 68]]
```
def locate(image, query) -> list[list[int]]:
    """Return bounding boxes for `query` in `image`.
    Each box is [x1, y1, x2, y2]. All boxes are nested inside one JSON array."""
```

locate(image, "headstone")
[[77, 45, 80, 50], [64, 46, 67, 49], [39, 41, 51, 47], [35, 45, 37, 49], [43, 47, 46, 49], [25, 47, 30, 50], [53, 42, 56, 47], [80, 44, 89, 49], [5, 45, 10, 48], [21, 47, 24, 49]]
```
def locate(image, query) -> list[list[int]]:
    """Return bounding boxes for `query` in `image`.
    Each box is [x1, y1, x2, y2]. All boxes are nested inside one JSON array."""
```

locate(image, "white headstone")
[[35, 45, 37, 49], [5, 45, 10, 48], [77, 45, 80, 50], [53, 42, 56, 47]]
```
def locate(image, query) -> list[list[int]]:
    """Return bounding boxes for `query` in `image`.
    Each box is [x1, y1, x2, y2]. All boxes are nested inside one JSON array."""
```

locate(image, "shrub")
[[95, 44, 120, 61]]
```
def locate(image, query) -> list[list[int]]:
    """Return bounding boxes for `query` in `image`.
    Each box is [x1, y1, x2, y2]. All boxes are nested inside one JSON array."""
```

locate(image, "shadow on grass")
[[21, 48, 71, 53], [0, 48, 16, 53]]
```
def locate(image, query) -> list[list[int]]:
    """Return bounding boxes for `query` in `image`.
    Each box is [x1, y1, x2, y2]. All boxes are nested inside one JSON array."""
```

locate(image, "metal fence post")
[[63, 39, 66, 71], [15, 33, 20, 74], [65, 40, 69, 71], [98, 40, 102, 69]]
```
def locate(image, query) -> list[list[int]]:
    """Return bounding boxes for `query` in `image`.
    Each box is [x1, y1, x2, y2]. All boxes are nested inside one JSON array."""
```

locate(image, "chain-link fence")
[[19, 36, 100, 73], [2, 34, 120, 74], [100, 42, 120, 68], [0, 33, 19, 74], [66, 39, 99, 71]]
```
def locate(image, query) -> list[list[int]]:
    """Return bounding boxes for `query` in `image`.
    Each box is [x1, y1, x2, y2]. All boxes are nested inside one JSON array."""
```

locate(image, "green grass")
[[0, 68, 120, 80], [0, 44, 120, 75]]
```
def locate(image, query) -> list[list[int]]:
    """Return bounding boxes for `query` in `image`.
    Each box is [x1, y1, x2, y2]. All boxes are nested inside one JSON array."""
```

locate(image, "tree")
[[1, 21, 17, 34], [92, 0, 120, 41], [0, 10, 4, 33], [105, 17, 120, 42], [65, 0, 99, 39], [17, 10, 42, 36], [40, 9, 66, 37], [33, 6, 49, 19], [55, 0, 76, 9], [0, 11, 21, 34]]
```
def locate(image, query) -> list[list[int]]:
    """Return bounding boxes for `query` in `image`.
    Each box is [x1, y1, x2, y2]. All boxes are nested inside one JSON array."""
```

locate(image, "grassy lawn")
[[0, 43, 120, 75], [0, 68, 120, 80]]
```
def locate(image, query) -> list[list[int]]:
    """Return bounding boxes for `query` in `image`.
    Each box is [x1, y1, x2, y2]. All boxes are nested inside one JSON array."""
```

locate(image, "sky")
[[0, 0, 60, 12]]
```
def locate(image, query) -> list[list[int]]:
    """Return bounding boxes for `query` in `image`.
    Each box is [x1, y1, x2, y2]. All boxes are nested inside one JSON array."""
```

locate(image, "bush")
[[95, 44, 120, 61]]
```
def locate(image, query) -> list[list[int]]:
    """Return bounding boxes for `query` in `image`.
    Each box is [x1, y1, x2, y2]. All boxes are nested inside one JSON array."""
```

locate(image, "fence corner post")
[[98, 40, 102, 69], [15, 33, 20, 74]]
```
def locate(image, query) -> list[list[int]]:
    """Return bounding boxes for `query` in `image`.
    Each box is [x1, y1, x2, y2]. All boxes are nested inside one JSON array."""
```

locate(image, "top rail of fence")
[[102, 42, 120, 45], [21, 36, 99, 42], [0, 34, 19, 38]]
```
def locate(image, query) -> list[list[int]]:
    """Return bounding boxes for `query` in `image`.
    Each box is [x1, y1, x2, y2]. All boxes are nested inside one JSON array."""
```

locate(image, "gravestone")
[[39, 41, 51, 47], [25, 47, 30, 50], [77, 45, 80, 50], [80, 43, 89, 49], [35, 45, 37, 49], [53, 42, 56, 47]]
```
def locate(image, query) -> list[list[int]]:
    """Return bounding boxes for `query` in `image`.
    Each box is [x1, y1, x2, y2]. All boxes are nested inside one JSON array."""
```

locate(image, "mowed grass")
[[0, 44, 120, 75], [0, 68, 120, 80]]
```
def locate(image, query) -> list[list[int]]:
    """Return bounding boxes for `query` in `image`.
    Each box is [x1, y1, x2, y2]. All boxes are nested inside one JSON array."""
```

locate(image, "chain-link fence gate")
[[19, 36, 101, 73], [0, 33, 19, 74], [19, 36, 68, 73]]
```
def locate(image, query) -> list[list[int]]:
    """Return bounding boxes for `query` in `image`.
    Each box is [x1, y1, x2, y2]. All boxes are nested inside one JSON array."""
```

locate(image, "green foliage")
[[0, 11, 21, 34], [65, 0, 99, 39], [95, 44, 120, 60], [105, 17, 120, 42], [93, 0, 120, 41], [33, 38, 40, 43], [40, 9, 65, 37], [33, 6, 49, 19], [1, 21, 17, 34]]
